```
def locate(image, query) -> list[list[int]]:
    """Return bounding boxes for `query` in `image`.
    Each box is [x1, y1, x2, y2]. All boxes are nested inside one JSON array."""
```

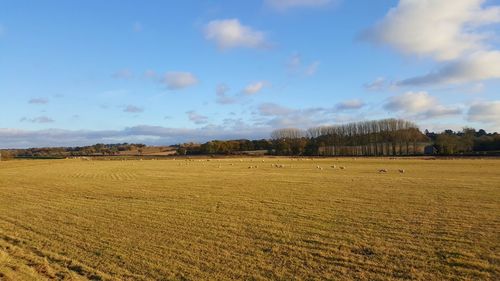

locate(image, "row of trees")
[[427, 129, 500, 155], [176, 139, 272, 155], [270, 119, 429, 156]]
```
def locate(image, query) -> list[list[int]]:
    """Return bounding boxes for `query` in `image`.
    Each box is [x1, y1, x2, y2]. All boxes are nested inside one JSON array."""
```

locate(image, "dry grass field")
[[0, 158, 499, 280]]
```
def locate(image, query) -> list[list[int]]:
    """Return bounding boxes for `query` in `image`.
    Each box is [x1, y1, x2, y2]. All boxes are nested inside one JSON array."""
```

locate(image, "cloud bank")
[[383, 91, 463, 120], [0, 126, 272, 149], [366, 0, 500, 85], [467, 101, 500, 124]]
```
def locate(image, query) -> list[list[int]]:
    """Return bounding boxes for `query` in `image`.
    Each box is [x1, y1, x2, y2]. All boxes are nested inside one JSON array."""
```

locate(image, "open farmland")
[[0, 158, 499, 280]]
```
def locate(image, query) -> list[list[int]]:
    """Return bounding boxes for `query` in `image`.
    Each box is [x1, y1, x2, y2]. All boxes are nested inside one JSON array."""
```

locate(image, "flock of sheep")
[[379, 168, 405, 173], [178, 158, 407, 174], [78, 157, 406, 173]]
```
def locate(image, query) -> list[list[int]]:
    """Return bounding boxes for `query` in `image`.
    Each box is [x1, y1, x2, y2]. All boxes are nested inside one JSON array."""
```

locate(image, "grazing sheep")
[[331, 165, 336, 169], [378, 169, 388, 173], [398, 169, 405, 174], [339, 166, 346, 170]]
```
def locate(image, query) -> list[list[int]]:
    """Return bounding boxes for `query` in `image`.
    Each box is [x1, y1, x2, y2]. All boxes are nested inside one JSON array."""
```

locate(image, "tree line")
[[0, 143, 146, 159], [176, 140, 272, 155], [426, 129, 500, 155], [272, 119, 428, 156], [179, 119, 500, 156], [2, 119, 499, 159]]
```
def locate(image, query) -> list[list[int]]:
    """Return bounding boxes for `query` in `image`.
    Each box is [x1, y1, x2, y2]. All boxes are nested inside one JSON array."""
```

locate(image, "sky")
[[1, 0, 500, 148]]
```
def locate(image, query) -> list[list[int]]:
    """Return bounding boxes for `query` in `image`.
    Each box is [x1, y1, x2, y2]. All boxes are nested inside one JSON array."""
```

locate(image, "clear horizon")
[[1, 0, 500, 148]]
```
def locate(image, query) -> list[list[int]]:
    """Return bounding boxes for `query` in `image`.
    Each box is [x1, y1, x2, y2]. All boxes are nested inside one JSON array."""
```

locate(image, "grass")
[[0, 157, 499, 280]]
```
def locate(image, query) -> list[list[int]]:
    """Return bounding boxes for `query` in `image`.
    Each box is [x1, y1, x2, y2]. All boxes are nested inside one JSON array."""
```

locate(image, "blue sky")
[[1, 0, 500, 148]]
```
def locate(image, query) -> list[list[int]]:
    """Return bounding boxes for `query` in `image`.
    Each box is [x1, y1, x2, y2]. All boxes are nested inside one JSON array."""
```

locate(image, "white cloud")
[[124, 105, 143, 113], [384, 91, 463, 120], [335, 99, 365, 111], [161, 72, 198, 90], [467, 101, 500, 124], [186, 110, 209, 125], [384, 91, 435, 113], [28, 98, 49, 105], [367, 0, 500, 61], [419, 106, 463, 119], [243, 81, 269, 95], [399, 51, 500, 86], [367, 0, 500, 86], [266, 0, 332, 11], [204, 19, 268, 50]]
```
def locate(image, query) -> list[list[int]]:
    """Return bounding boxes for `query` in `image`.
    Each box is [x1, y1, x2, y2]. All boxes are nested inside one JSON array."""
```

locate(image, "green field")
[[0, 158, 499, 280]]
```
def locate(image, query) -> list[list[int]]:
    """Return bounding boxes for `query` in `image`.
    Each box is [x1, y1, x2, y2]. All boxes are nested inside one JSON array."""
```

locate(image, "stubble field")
[[0, 157, 498, 280]]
